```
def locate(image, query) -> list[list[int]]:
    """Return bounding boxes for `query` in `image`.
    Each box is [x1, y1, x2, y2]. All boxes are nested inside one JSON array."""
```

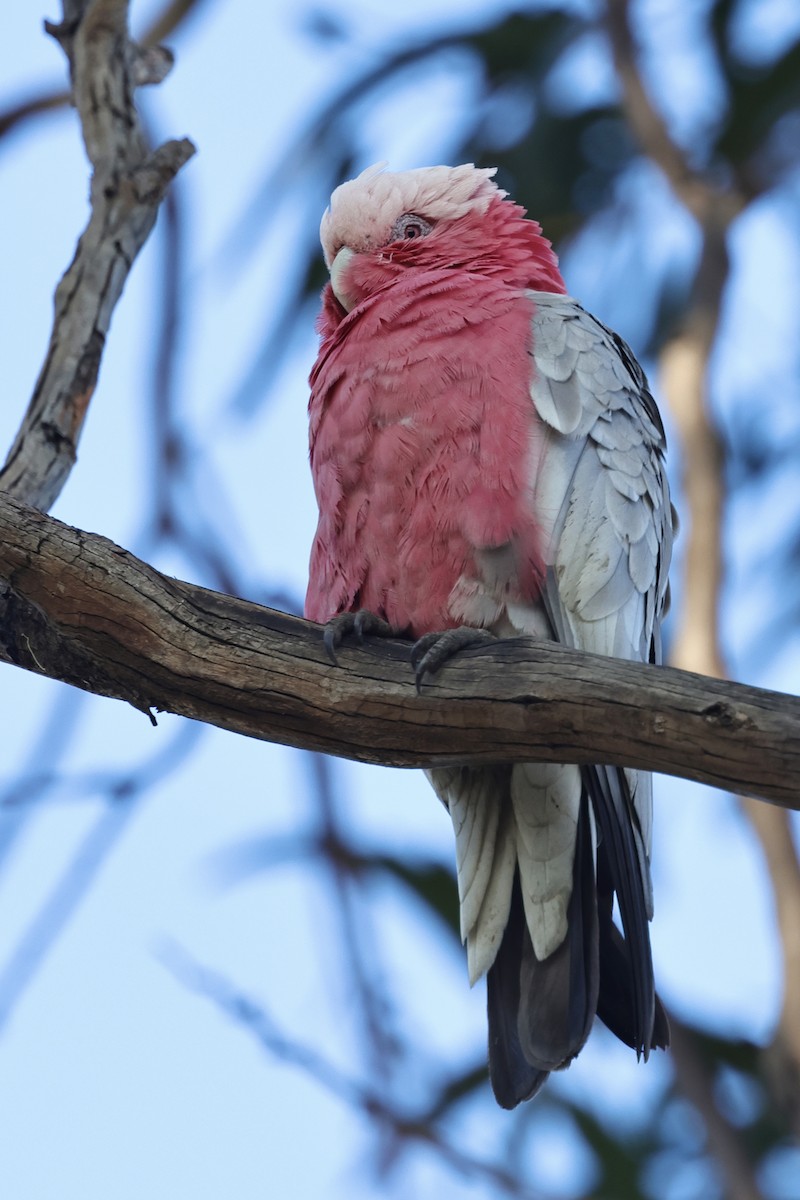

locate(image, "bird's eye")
[[390, 213, 433, 242]]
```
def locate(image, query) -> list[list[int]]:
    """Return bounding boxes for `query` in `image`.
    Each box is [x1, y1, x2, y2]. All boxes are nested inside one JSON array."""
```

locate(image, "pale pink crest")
[[320, 163, 504, 267]]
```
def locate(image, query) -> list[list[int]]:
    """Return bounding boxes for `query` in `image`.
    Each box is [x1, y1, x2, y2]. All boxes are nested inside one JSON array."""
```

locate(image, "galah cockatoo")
[[305, 163, 673, 1108]]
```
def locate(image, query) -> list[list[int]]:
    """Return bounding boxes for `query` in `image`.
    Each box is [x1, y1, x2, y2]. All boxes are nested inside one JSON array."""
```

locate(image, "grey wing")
[[510, 291, 674, 1053], [524, 289, 673, 861], [520, 291, 673, 669]]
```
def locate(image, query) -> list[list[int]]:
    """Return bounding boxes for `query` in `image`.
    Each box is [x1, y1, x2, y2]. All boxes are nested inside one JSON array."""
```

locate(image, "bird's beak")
[[330, 246, 356, 312]]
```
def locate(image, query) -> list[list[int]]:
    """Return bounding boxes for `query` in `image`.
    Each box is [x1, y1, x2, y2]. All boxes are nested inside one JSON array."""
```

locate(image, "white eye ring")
[[390, 213, 433, 242]]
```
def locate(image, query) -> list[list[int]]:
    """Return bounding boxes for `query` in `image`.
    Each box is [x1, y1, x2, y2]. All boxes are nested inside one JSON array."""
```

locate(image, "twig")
[[0, 89, 70, 140], [0, 801, 136, 1033], [0, 722, 201, 1031], [0, 0, 208, 142], [309, 753, 400, 1086], [158, 941, 538, 1198]]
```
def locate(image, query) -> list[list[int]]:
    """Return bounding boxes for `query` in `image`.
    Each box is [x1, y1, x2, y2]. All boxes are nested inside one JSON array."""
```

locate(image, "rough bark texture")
[[0, 0, 194, 511], [0, 493, 797, 805]]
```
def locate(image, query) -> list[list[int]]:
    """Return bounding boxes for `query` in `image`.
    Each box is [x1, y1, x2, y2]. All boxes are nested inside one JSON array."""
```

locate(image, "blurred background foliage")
[[1, 1, 800, 1198]]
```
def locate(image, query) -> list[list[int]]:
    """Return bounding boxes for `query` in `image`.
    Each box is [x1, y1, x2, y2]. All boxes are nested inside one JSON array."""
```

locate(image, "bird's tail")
[[429, 762, 667, 1109], [487, 791, 598, 1107]]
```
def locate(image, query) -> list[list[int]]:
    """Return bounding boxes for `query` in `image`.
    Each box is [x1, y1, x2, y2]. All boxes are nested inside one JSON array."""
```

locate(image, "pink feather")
[[306, 188, 565, 637]]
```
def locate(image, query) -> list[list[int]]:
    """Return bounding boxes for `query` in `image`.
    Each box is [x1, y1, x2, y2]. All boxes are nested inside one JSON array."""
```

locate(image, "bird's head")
[[319, 163, 565, 317]]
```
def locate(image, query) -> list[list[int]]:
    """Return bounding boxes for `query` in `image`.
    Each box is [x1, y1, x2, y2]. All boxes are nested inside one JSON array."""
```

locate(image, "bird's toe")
[[323, 609, 401, 665], [411, 626, 496, 691]]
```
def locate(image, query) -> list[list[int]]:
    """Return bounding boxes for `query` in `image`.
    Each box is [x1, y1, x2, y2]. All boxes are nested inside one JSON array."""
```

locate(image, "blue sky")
[[0, 2, 797, 1197]]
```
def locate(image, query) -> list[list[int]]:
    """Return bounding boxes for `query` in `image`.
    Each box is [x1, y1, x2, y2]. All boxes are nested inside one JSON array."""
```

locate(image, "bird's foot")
[[410, 626, 497, 692], [323, 609, 404, 665]]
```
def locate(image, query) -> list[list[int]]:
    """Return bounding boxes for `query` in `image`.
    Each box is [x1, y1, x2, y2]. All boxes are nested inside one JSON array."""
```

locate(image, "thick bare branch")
[[0, 0, 194, 511], [0, 493, 797, 806]]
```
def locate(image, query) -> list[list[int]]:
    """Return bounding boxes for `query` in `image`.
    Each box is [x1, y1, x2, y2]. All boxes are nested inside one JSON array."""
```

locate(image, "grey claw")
[[410, 627, 497, 691], [322, 610, 400, 667], [409, 632, 440, 671], [354, 610, 395, 642], [323, 625, 343, 665], [353, 611, 370, 641], [414, 657, 432, 694], [410, 633, 445, 691]]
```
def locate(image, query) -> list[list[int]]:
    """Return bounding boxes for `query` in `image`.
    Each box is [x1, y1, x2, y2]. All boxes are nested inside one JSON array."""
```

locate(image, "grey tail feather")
[[487, 780, 669, 1107], [487, 795, 599, 1108], [487, 877, 549, 1109], [538, 569, 665, 1052], [596, 869, 670, 1052], [583, 764, 659, 1059]]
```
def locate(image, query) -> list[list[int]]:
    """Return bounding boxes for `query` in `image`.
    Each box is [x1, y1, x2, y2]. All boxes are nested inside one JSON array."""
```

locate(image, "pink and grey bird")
[[305, 163, 674, 1107]]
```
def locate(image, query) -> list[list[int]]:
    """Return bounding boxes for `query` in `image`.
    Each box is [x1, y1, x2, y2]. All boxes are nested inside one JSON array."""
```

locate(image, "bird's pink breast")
[[306, 268, 544, 637]]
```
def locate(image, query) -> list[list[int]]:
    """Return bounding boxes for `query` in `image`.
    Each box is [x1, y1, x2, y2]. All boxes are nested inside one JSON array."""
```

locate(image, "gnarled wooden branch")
[[0, 492, 798, 807], [0, 0, 194, 511]]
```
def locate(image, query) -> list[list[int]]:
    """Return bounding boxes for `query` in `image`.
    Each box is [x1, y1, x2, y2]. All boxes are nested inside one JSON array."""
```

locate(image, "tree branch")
[[0, 0, 194, 511], [0, 492, 798, 806], [0, 0, 209, 143]]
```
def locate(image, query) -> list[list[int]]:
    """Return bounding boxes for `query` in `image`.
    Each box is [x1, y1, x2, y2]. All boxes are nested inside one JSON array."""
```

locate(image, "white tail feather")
[[511, 762, 582, 961]]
